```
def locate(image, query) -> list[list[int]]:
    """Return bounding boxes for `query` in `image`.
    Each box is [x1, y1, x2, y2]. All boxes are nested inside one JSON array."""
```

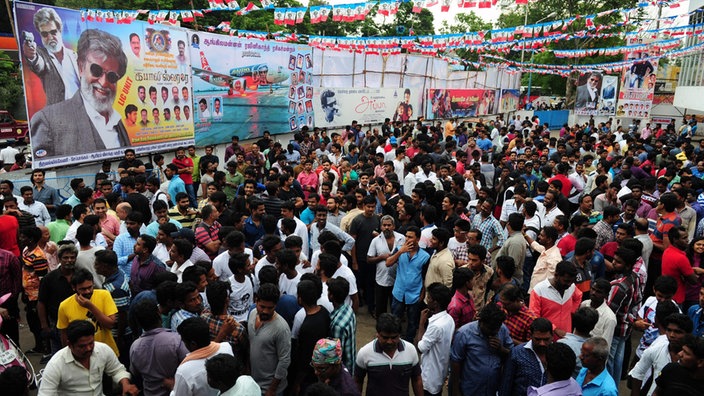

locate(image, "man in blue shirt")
[[687, 285, 704, 337], [165, 164, 185, 206], [451, 302, 514, 396], [387, 226, 430, 342], [576, 337, 618, 396], [500, 318, 552, 396]]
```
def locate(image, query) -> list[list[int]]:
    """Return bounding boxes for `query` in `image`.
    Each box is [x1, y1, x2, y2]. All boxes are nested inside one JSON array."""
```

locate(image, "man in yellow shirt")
[[57, 268, 119, 355], [444, 118, 456, 139]]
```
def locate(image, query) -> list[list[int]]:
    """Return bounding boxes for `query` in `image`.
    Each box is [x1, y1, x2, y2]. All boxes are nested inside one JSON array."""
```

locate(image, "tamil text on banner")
[[426, 89, 497, 119], [617, 37, 657, 121], [312, 87, 423, 128], [499, 89, 520, 113], [14, 1, 194, 168], [189, 32, 312, 146], [575, 73, 618, 116]]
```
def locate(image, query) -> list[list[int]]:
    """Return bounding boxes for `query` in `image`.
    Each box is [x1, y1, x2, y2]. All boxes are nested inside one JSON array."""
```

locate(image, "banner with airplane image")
[[188, 31, 312, 146]]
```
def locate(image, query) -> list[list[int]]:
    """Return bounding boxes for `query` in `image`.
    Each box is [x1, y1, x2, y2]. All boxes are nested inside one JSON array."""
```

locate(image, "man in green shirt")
[[46, 204, 72, 243]]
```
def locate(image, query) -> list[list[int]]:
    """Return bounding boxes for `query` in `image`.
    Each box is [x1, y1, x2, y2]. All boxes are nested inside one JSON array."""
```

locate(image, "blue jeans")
[[185, 183, 197, 208], [391, 296, 421, 342], [608, 335, 627, 383]]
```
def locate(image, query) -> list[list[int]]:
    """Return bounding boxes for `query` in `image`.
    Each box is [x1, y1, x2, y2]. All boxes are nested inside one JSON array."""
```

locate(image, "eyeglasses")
[[40, 29, 58, 38], [89, 63, 121, 84]]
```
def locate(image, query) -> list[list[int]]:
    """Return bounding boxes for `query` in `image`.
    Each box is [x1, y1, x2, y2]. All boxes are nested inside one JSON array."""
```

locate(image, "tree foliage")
[[0, 52, 24, 110], [440, 11, 492, 69]]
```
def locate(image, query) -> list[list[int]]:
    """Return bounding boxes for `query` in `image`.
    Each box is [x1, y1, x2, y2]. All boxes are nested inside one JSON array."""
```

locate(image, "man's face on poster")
[[150, 89, 157, 103], [182, 87, 189, 102], [174, 107, 181, 119], [130, 35, 140, 57], [184, 106, 190, 119], [38, 20, 62, 54], [588, 75, 600, 89], [141, 109, 148, 123], [79, 50, 120, 115], [199, 101, 207, 112], [127, 110, 137, 125], [178, 42, 185, 57], [404, 91, 410, 103], [161, 89, 168, 102], [172, 86, 179, 102], [214, 100, 221, 113], [138, 87, 146, 102]]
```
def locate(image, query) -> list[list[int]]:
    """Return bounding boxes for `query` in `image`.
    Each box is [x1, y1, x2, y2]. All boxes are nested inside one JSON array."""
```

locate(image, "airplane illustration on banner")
[[192, 51, 290, 95]]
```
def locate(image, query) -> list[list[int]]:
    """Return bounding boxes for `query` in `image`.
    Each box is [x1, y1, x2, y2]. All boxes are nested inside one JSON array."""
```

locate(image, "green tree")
[[379, 2, 434, 37], [0, 52, 24, 110], [439, 11, 492, 69]]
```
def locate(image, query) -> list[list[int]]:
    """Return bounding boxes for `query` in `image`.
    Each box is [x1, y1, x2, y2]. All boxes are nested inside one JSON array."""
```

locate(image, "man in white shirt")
[[173, 317, 234, 396], [580, 279, 617, 348], [38, 320, 138, 396], [368, 215, 405, 317], [169, 239, 194, 283], [415, 283, 455, 396], [18, 186, 51, 226]]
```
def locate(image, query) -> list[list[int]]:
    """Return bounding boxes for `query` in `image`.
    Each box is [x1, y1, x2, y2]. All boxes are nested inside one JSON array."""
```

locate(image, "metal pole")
[[520, 5, 528, 63]]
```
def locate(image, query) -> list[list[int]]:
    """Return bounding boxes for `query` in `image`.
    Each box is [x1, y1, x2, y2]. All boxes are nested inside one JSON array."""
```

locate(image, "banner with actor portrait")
[[617, 37, 658, 121], [313, 87, 422, 128], [499, 89, 520, 113], [575, 73, 618, 116], [14, 1, 195, 168], [426, 89, 498, 119], [188, 31, 312, 146]]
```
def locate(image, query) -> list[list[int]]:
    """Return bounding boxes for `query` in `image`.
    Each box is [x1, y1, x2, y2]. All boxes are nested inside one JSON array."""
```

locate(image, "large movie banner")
[[14, 1, 194, 168], [313, 87, 423, 128], [574, 73, 618, 116], [189, 32, 312, 146], [426, 89, 497, 119], [617, 37, 657, 120], [499, 89, 519, 113]]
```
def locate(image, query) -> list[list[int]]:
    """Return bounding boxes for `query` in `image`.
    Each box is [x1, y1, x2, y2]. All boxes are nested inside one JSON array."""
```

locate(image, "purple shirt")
[[129, 327, 189, 396], [129, 254, 166, 296], [528, 378, 583, 396]]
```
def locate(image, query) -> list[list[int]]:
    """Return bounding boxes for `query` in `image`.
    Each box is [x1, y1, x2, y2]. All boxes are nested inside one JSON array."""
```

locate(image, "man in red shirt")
[[662, 226, 704, 304], [549, 163, 573, 198], [172, 147, 196, 208]]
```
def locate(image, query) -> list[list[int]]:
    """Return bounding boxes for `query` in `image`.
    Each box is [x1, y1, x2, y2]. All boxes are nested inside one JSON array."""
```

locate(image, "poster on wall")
[[574, 73, 618, 116], [499, 89, 520, 113], [426, 89, 497, 119], [189, 32, 312, 146], [312, 87, 422, 128], [14, 1, 194, 168], [617, 37, 657, 120]]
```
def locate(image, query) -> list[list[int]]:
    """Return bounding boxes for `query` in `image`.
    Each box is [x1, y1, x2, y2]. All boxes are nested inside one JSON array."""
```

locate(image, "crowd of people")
[[1, 114, 704, 396]]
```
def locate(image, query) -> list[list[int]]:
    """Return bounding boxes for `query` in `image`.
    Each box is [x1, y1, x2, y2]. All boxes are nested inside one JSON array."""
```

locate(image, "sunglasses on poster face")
[[40, 29, 58, 38], [89, 63, 121, 84]]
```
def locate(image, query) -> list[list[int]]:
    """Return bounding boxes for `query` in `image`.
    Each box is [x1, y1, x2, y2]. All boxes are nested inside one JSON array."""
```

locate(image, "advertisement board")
[[575, 73, 618, 116], [499, 89, 520, 113], [189, 32, 312, 145], [617, 37, 657, 120], [14, 1, 194, 168], [313, 87, 422, 128], [426, 89, 497, 119]]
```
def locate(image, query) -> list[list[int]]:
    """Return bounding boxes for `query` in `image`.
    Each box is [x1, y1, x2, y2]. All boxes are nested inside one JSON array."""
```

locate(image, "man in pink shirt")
[[297, 159, 318, 200], [530, 260, 583, 337]]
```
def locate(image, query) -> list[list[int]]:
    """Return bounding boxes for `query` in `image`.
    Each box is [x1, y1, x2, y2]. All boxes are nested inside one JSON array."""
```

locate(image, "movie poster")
[[575, 73, 618, 116], [313, 87, 423, 128], [617, 37, 657, 120], [189, 32, 312, 146], [14, 1, 194, 168], [426, 89, 497, 119], [499, 89, 520, 113]]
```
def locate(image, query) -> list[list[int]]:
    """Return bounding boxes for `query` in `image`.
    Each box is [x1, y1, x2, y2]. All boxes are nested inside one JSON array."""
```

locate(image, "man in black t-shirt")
[[117, 149, 145, 176], [655, 334, 704, 396]]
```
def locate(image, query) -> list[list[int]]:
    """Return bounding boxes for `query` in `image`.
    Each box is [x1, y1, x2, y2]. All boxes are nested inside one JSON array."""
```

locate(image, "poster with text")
[[426, 89, 496, 119], [313, 87, 423, 128], [575, 73, 618, 116], [617, 37, 657, 120], [189, 32, 312, 146], [14, 1, 194, 168], [499, 89, 520, 113]]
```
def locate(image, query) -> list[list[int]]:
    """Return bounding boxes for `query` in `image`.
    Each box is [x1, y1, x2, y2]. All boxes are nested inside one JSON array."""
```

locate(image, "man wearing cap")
[[311, 338, 360, 396]]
